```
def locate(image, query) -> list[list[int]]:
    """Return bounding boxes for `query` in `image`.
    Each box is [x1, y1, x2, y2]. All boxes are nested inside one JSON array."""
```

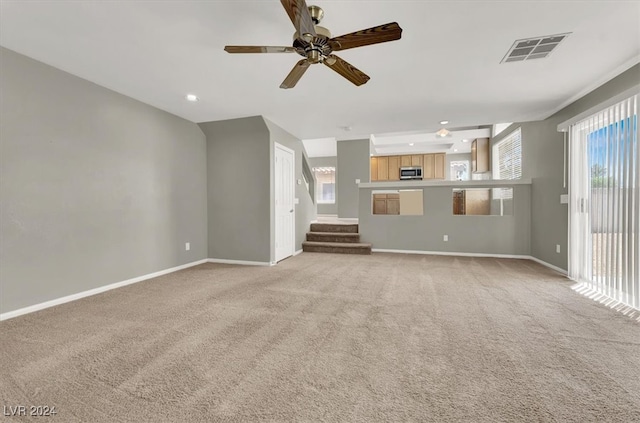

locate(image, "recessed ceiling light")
[[409, 143, 415, 146], [454, 148, 458, 152], [462, 139, 469, 143], [185, 94, 199, 102], [440, 120, 449, 125]]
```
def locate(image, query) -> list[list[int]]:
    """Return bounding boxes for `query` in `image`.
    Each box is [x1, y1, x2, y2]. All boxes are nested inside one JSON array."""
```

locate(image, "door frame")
[[274, 142, 296, 263]]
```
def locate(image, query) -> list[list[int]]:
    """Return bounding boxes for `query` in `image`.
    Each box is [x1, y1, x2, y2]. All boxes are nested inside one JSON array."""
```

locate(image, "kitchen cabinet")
[[377, 156, 389, 181], [422, 153, 445, 180], [372, 153, 445, 180], [423, 154, 435, 179], [434, 153, 446, 179], [373, 193, 400, 215], [472, 138, 490, 173], [453, 189, 490, 215], [388, 156, 400, 181], [370, 157, 378, 181]]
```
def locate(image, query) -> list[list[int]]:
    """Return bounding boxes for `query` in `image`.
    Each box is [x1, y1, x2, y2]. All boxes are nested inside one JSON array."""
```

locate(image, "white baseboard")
[[0, 259, 209, 321], [207, 258, 273, 266], [372, 248, 530, 260], [293, 249, 303, 256], [527, 256, 568, 276], [372, 249, 569, 275]]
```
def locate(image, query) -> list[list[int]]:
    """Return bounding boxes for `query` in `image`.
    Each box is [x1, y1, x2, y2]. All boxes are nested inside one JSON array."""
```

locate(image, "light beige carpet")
[[1, 253, 639, 422]]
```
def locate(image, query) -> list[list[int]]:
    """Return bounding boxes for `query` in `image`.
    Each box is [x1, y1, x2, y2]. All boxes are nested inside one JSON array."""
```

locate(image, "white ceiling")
[[1, 1, 639, 145]]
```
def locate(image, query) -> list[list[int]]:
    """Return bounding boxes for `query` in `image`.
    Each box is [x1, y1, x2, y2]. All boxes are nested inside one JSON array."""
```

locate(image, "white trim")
[[274, 142, 296, 263], [293, 249, 303, 256], [208, 258, 273, 267], [371, 249, 569, 276], [372, 249, 530, 259], [527, 256, 568, 276], [557, 84, 640, 132], [546, 55, 640, 123], [338, 218, 358, 222], [0, 259, 209, 321]]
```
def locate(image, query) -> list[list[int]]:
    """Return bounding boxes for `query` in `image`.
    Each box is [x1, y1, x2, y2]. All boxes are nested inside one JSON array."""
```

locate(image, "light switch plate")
[[297, 179, 302, 185], [560, 194, 569, 204], [185, 242, 190, 251], [355, 179, 361, 184]]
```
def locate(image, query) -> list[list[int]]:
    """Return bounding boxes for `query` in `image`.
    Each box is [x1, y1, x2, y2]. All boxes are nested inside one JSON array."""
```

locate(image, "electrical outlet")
[[556, 244, 560, 253], [185, 242, 190, 251], [443, 235, 448, 242]]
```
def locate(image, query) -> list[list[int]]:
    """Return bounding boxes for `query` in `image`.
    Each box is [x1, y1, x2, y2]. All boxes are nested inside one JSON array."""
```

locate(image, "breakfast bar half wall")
[[358, 179, 532, 256]]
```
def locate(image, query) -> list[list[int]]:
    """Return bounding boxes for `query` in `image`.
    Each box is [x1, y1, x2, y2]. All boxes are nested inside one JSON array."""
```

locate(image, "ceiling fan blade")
[[329, 22, 402, 51], [224, 46, 296, 54], [280, 59, 311, 89], [280, 0, 316, 40], [323, 55, 370, 86]]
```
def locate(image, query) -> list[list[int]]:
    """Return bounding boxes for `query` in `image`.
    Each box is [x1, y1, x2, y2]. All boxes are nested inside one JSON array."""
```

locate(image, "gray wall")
[[359, 185, 531, 255], [0, 47, 208, 314], [199, 117, 271, 263], [491, 63, 640, 270], [337, 139, 370, 218], [264, 118, 317, 256], [309, 156, 338, 215]]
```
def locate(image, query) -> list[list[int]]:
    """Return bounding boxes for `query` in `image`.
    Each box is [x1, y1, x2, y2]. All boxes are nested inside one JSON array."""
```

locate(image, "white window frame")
[[312, 166, 336, 204]]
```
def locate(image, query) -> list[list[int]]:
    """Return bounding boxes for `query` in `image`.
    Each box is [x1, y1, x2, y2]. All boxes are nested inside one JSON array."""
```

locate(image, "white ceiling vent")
[[501, 33, 571, 63]]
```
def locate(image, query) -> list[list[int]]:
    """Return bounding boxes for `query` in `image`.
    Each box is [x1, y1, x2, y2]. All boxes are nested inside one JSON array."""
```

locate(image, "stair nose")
[[306, 232, 360, 243], [302, 241, 372, 255], [310, 223, 359, 233]]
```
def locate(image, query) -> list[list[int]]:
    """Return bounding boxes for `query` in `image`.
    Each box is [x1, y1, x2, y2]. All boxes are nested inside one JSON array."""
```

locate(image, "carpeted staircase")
[[302, 223, 372, 255]]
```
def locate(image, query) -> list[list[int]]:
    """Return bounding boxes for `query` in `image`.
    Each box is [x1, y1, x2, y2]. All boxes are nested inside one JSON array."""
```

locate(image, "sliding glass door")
[[568, 94, 639, 310]]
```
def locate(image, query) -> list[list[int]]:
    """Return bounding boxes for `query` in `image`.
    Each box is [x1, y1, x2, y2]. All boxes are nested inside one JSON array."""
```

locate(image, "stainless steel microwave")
[[400, 166, 423, 180]]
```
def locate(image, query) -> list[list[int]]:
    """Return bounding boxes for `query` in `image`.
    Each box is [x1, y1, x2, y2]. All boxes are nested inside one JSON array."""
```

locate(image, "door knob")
[[290, 209, 294, 213]]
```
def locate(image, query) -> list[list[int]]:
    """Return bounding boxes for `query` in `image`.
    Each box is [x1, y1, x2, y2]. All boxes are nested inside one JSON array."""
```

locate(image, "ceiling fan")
[[224, 0, 403, 89]]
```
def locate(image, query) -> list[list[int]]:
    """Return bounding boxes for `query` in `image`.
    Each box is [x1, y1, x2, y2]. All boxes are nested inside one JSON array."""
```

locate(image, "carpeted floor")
[[1, 253, 639, 422]]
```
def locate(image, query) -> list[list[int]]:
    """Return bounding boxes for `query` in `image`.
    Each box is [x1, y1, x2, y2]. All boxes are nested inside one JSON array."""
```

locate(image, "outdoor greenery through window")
[[492, 128, 522, 199], [313, 167, 335, 204]]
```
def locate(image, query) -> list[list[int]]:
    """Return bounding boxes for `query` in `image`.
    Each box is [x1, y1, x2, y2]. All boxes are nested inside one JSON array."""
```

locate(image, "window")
[[450, 160, 469, 181], [312, 167, 335, 204], [492, 128, 522, 199], [493, 128, 522, 180]]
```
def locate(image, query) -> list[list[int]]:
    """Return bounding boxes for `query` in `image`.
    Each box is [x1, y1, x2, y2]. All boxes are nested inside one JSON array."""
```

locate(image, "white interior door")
[[275, 143, 295, 262]]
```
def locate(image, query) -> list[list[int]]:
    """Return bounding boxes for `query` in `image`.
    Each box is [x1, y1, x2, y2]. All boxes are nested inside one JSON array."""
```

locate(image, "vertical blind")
[[568, 93, 639, 310]]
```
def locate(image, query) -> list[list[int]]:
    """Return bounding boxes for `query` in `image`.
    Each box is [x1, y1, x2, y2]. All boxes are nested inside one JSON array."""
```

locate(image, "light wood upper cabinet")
[[388, 156, 400, 181], [373, 153, 446, 181], [377, 156, 389, 181], [434, 153, 446, 179], [423, 154, 435, 179], [370, 157, 378, 181], [471, 138, 490, 173]]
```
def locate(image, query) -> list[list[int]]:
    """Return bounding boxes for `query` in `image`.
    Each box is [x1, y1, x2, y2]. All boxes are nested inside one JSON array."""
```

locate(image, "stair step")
[[310, 223, 359, 234], [306, 232, 360, 243], [302, 241, 372, 255]]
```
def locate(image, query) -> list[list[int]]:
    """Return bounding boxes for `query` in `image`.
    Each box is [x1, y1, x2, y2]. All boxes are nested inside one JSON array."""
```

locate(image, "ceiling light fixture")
[[409, 143, 415, 146], [185, 94, 199, 102], [436, 128, 450, 138], [462, 139, 469, 143], [454, 148, 458, 152], [439, 120, 449, 125]]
